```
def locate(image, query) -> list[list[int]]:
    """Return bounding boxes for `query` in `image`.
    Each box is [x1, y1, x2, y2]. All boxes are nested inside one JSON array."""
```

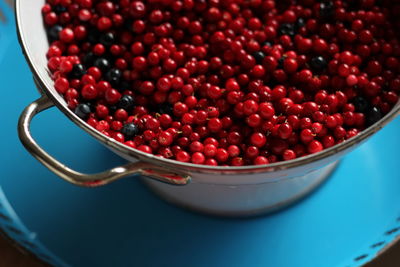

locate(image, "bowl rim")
[[15, 0, 400, 175]]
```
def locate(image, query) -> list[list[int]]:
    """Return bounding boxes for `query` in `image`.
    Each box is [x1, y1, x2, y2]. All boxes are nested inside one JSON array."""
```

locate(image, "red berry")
[[176, 151, 190, 162], [215, 148, 229, 163], [59, 28, 74, 43], [81, 84, 98, 100], [191, 152, 205, 164], [278, 123, 292, 139], [308, 140, 323, 154], [254, 156, 269, 165], [208, 118, 223, 133], [283, 149, 296, 161], [54, 77, 69, 94], [283, 58, 298, 73], [227, 145, 240, 157], [250, 132, 267, 148], [204, 144, 217, 157]]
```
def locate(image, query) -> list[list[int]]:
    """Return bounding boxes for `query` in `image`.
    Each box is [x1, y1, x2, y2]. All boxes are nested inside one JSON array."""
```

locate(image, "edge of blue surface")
[[0, 2, 68, 266]]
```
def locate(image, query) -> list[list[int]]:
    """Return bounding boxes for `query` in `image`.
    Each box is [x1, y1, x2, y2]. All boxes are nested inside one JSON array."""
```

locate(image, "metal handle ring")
[[18, 96, 191, 187]]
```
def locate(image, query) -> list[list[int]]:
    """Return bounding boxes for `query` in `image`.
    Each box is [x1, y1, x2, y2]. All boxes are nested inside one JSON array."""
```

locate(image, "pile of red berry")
[[42, 0, 400, 166]]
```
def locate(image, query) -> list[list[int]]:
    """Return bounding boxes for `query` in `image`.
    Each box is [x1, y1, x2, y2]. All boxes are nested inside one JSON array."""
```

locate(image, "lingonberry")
[[191, 152, 206, 164], [282, 149, 296, 161], [227, 145, 240, 158], [278, 123, 292, 140], [308, 140, 323, 154], [215, 148, 229, 163], [254, 156, 269, 165], [250, 132, 267, 148], [300, 129, 315, 144], [176, 151, 190, 162]]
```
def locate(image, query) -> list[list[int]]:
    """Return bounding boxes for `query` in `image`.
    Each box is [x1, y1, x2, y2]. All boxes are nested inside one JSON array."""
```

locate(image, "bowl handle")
[[18, 96, 191, 187]]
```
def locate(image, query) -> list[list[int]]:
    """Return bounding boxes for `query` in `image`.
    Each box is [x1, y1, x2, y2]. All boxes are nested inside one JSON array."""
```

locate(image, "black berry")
[[69, 64, 86, 79], [158, 103, 173, 114], [99, 32, 115, 47], [352, 96, 369, 113], [366, 107, 383, 126], [295, 18, 305, 29], [94, 58, 111, 72], [117, 95, 135, 110], [53, 5, 67, 14], [310, 56, 328, 71], [319, 1, 335, 19], [47, 25, 62, 41], [121, 123, 140, 139], [253, 51, 265, 64], [105, 68, 122, 86], [74, 104, 91, 119], [278, 23, 295, 36]]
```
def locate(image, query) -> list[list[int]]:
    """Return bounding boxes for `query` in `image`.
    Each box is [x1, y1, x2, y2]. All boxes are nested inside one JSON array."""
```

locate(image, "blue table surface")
[[0, 1, 400, 267]]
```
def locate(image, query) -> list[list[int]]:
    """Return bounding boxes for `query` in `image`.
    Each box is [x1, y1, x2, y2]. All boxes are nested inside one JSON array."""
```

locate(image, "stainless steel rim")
[[15, 0, 400, 175]]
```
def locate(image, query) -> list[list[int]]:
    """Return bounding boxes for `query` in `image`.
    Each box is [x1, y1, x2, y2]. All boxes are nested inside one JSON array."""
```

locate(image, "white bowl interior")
[[18, 0, 59, 101]]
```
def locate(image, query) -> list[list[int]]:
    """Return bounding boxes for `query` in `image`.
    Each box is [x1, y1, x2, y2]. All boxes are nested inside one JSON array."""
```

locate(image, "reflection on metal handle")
[[18, 96, 191, 187]]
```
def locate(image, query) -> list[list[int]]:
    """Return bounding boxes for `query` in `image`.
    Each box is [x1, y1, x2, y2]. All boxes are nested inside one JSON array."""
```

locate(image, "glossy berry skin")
[[158, 131, 174, 146], [191, 152, 205, 164], [121, 123, 140, 139], [308, 140, 323, 154], [250, 132, 267, 148], [366, 107, 383, 126], [176, 151, 190, 162], [118, 95, 135, 110], [69, 64, 86, 79], [310, 56, 327, 72], [74, 104, 91, 119]]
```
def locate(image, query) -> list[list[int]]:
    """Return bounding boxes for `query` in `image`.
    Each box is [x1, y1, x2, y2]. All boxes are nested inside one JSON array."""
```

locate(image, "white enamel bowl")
[[16, 0, 400, 217]]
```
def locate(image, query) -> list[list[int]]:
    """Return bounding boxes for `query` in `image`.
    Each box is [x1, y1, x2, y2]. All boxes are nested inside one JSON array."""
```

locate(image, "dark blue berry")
[[158, 103, 173, 114], [263, 41, 272, 47], [278, 23, 295, 36], [86, 102, 96, 112], [74, 104, 91, 120], [47, 25, 62, 41], [352, 96, 369, 113], [121, 123, 140, 139], [99, 32, 115, 47], [94, 58, 111, 72], [319, 1, 335, 20], [366, 107, 383, 126], [69, 64, 86, 79], [105, 68, 122, 86], [310, 56, 327, 71], [53, 5, 67, 14], [117, 95, 135, 111], [277, 56, 287, 69], [253, 51, 265, 64], [295, 18, 305, 29]]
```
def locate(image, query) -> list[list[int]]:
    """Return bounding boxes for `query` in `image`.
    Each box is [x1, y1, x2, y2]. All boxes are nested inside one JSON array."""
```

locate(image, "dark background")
[[0, 233, 398, 266]]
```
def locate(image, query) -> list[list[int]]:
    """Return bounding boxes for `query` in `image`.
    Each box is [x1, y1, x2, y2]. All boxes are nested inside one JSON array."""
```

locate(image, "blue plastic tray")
[[1, 2, 400, 267]]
